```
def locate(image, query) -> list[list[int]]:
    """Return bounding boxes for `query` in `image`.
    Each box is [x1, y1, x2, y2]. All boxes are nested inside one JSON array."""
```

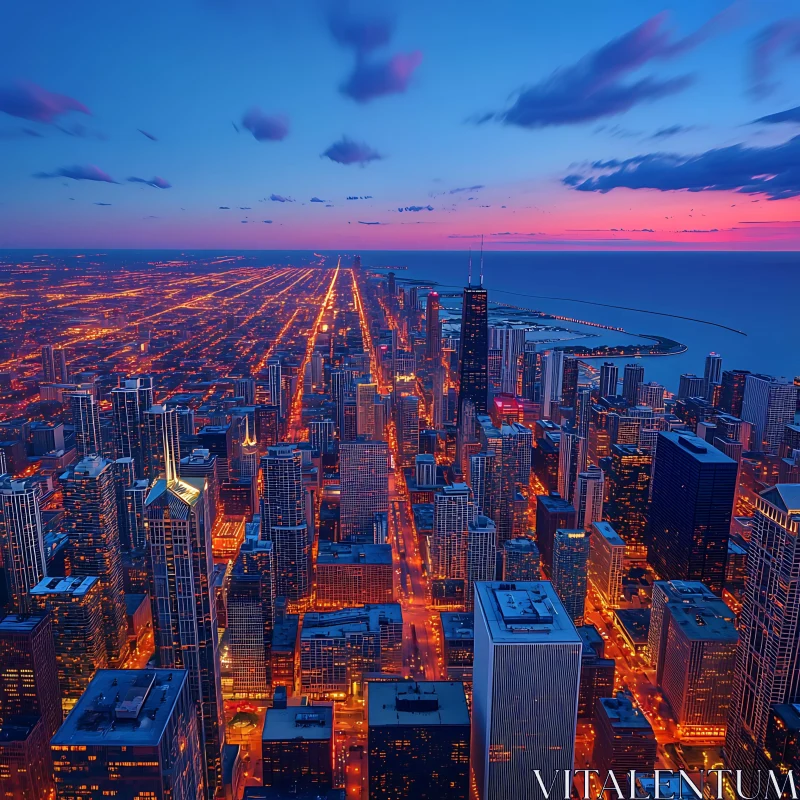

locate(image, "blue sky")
[[2, 0, 800, 249]]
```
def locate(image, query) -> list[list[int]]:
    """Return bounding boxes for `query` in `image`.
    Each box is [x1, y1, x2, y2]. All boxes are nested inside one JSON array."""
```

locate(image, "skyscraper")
[[726, 485, 800, 792], [678, 373, 705, 400], [356, 379, 378, 437], [260, 443, 310, 601], [741, 373, 797, 455], [490, 324, 526, 396], [111, 376, 154, 479], [502, 535, 540, 581], [340, 439, 389, 542], [51, 669, 205, 800], [535, 492, 577, 577], [600, 444, 652, 561], [593, 694, 657, 786], [368, 681, 471, 800], [144, 402, 181, 481], [551, 529, 590, 625], [0, 475, 47, 612], [457, 282, 488, 420], [227, 562, 270, 698], [574, 465, 604, 532], [557, 423, 587, 506], [0, 613, 61, 800], [561, 356, 580, 408], [647, 433, 737, 595], [465, 514, 496, 611], [62, 455, 129, 665], [397, 394, 420, 465], [431, 483, 476, 580], [40, 344, 56, 383], [719, 370, 750, 417], [471, 582, 581, 800], [588, 521, 625, 609], [704, 352, 723, 400], [598, 361, 619, 398], [146, 473, 224, 797], [69, 391, 102, 457], [426, 291, 441, 361], [622, 363, 645, 406]]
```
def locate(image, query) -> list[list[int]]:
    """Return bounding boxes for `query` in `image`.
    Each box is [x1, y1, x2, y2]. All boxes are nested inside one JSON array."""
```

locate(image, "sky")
[[2, 0, 800, 250]]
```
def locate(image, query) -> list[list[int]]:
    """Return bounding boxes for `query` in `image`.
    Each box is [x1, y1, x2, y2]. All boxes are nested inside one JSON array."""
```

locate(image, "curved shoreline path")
[[421, 281, 748, 337]]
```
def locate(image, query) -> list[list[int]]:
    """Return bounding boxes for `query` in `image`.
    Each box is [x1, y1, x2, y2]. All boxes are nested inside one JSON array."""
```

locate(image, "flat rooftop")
[[262, 702, 333, 742], [504, 536, 539, 554], [440, 612, 474, 642], [474, 581, 580, 644], [0, 613, 48, 635], [301, 604, 402, 640], [660, 431, 737, 465], [51, 669, 189, 748], [668, 600, 737, 643], [368, 681, 469, 728], [599, 694, 654, 731], [317, 542, 392, 566], [591, 521, 625, 546], [31, 575, 99, 597]]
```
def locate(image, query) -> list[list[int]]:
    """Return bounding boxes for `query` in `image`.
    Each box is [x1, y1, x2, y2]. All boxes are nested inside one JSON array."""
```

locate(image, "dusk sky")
[[3, 0, 800, 250]]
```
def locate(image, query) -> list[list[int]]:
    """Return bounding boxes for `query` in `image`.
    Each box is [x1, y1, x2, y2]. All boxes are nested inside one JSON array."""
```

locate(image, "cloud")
[[269, 193, 293, 202], [34, 164, 117, 183], [752, 105, 800, 125], [648, 124, 697, 140], [138, 129, 158, 141], [564, 134, 800, 200], [326, 3, 393, 54], [263, 220, 273, 223], [398, 205, 434, 212], [340, 51, 422, 103], [0, 81, 90, 124], [358, 220, 385, 225], [94, 202, 112, 206], [750, 19, 800, 96], [310, 196, 325, 202], [480, 10, 734, 129], [322, 136, 383, 165], [219, 205, 230, 209], [128, 176, 171, 189], [241, 108, 289, 141], [347, 195, 373, 200], [239, 206, 251, 210], [0, 127, 44, 139], [449, 185, 484, 194]]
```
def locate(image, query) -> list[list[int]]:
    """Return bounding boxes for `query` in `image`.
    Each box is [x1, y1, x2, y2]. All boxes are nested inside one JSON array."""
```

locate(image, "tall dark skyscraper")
[[111, 376, 154, 480], [426, 290, 441, 362], [646, 432, 737, 595], [561, 356, 580, 408], [457, 275, 488, 420], [598, 361, 619, 398], [719, 369, 750, 417], [622, 363, 645, 406]]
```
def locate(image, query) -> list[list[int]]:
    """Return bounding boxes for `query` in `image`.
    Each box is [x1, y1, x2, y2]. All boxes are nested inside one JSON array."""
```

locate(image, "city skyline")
[[3, 1, 800, 250]]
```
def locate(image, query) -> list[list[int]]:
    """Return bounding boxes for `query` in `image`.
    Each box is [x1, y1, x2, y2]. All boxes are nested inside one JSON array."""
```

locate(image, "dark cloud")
[[219, 206, 230, 209], [594, 123, 642, 139], [678, 228, 720, 233], [310, 196, 325, 202], [128, 176, 171, 189], [94, 202, 112, 206], [55, 123, 107, 140], [269, 193, 293, 202], [0, 127, 43, 139], [322, 136, 382, 165], [648, 124, 697, 140], [340, 52, 422, 103], [480, 10, 734, 129], [0, 81, 89, 124], [564, 134, 800, 200], [398, 205, 434, 212], [326, 3, 393, 54], [239, 206, 251, 210], [347, 195, 373, 200], [358, 220, 385, 225], [750, 19, 800, 96], [325, 204, 334, 207], [138, 129, 158, 141], [449, 185, 484, 194], [241, 108, 289, 141], [34, 164, 117, 183], [263, 220, 273, 223], [752, 105, 800, 125]]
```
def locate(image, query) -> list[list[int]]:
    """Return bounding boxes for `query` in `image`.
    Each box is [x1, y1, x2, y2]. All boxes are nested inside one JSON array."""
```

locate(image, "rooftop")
[[660, 431, 737, 465], [31, 575, 99, 598], [599, 694, 654, 732], [301, 604, 402, 640], [0, 613, 48, 635], [51, 670, 189, 747], [368, 681, 469, 728], [262, 702, 333, 742], [591, 521, 625, 546], [440, 612, 474, 641], [503, 536, 539, 554], [317, 542, 392, 566], [668, 599, 737, 643], [474, 581, 580, 644]]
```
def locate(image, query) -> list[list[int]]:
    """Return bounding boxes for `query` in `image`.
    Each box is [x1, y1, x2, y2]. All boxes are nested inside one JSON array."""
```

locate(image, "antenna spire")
[[468, 247, 472, 286], [479, 234, 484, 287]]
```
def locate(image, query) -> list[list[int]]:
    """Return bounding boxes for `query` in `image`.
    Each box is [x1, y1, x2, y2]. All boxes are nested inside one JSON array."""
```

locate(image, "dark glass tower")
[[646, 432, 737, 595], [457, 284, 488, 420]]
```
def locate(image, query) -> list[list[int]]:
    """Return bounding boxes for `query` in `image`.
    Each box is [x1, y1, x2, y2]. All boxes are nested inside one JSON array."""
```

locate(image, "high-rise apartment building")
[[599, 361, 619, 398], [588, 521, 625, 609], [726, 485, 800, 792], [535, 492, 576, 577], [0, 613, 61, 800], [69, 391, 102, 457], [622, 364, 645, 406], [356, 379, 378, 438], [741, 373, 797, 455], [144, 402, 181, 481], [490, 324, 526, 396], [551, 529, 590, 625], [647, 433, 737, 595], [30, 575, 107, 711], [678, 373, 705, 400], [719, 370, 750, 417], [431, 483, 476, 580], [0, 475, 47, 612], [704, 352, 723, 400], [397, 394, 420, 466], [62, 455, 129, 665], [111, 376, 154, 479], [339, 440, 389, 543], [574, 465, 604, 532], [260, 443, 310, 601], [146, 473, 224, 797], [40, 344, 56, 383], [593, 694, 657, 785], [465, 514, 496, 611], [471, 582, 581, 800], [51, 669, 205, 800], [368, 681, 470, 800], [315, 542, 393, 607], [558, 424, 587, 507], [426, 291, 442, 362]]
